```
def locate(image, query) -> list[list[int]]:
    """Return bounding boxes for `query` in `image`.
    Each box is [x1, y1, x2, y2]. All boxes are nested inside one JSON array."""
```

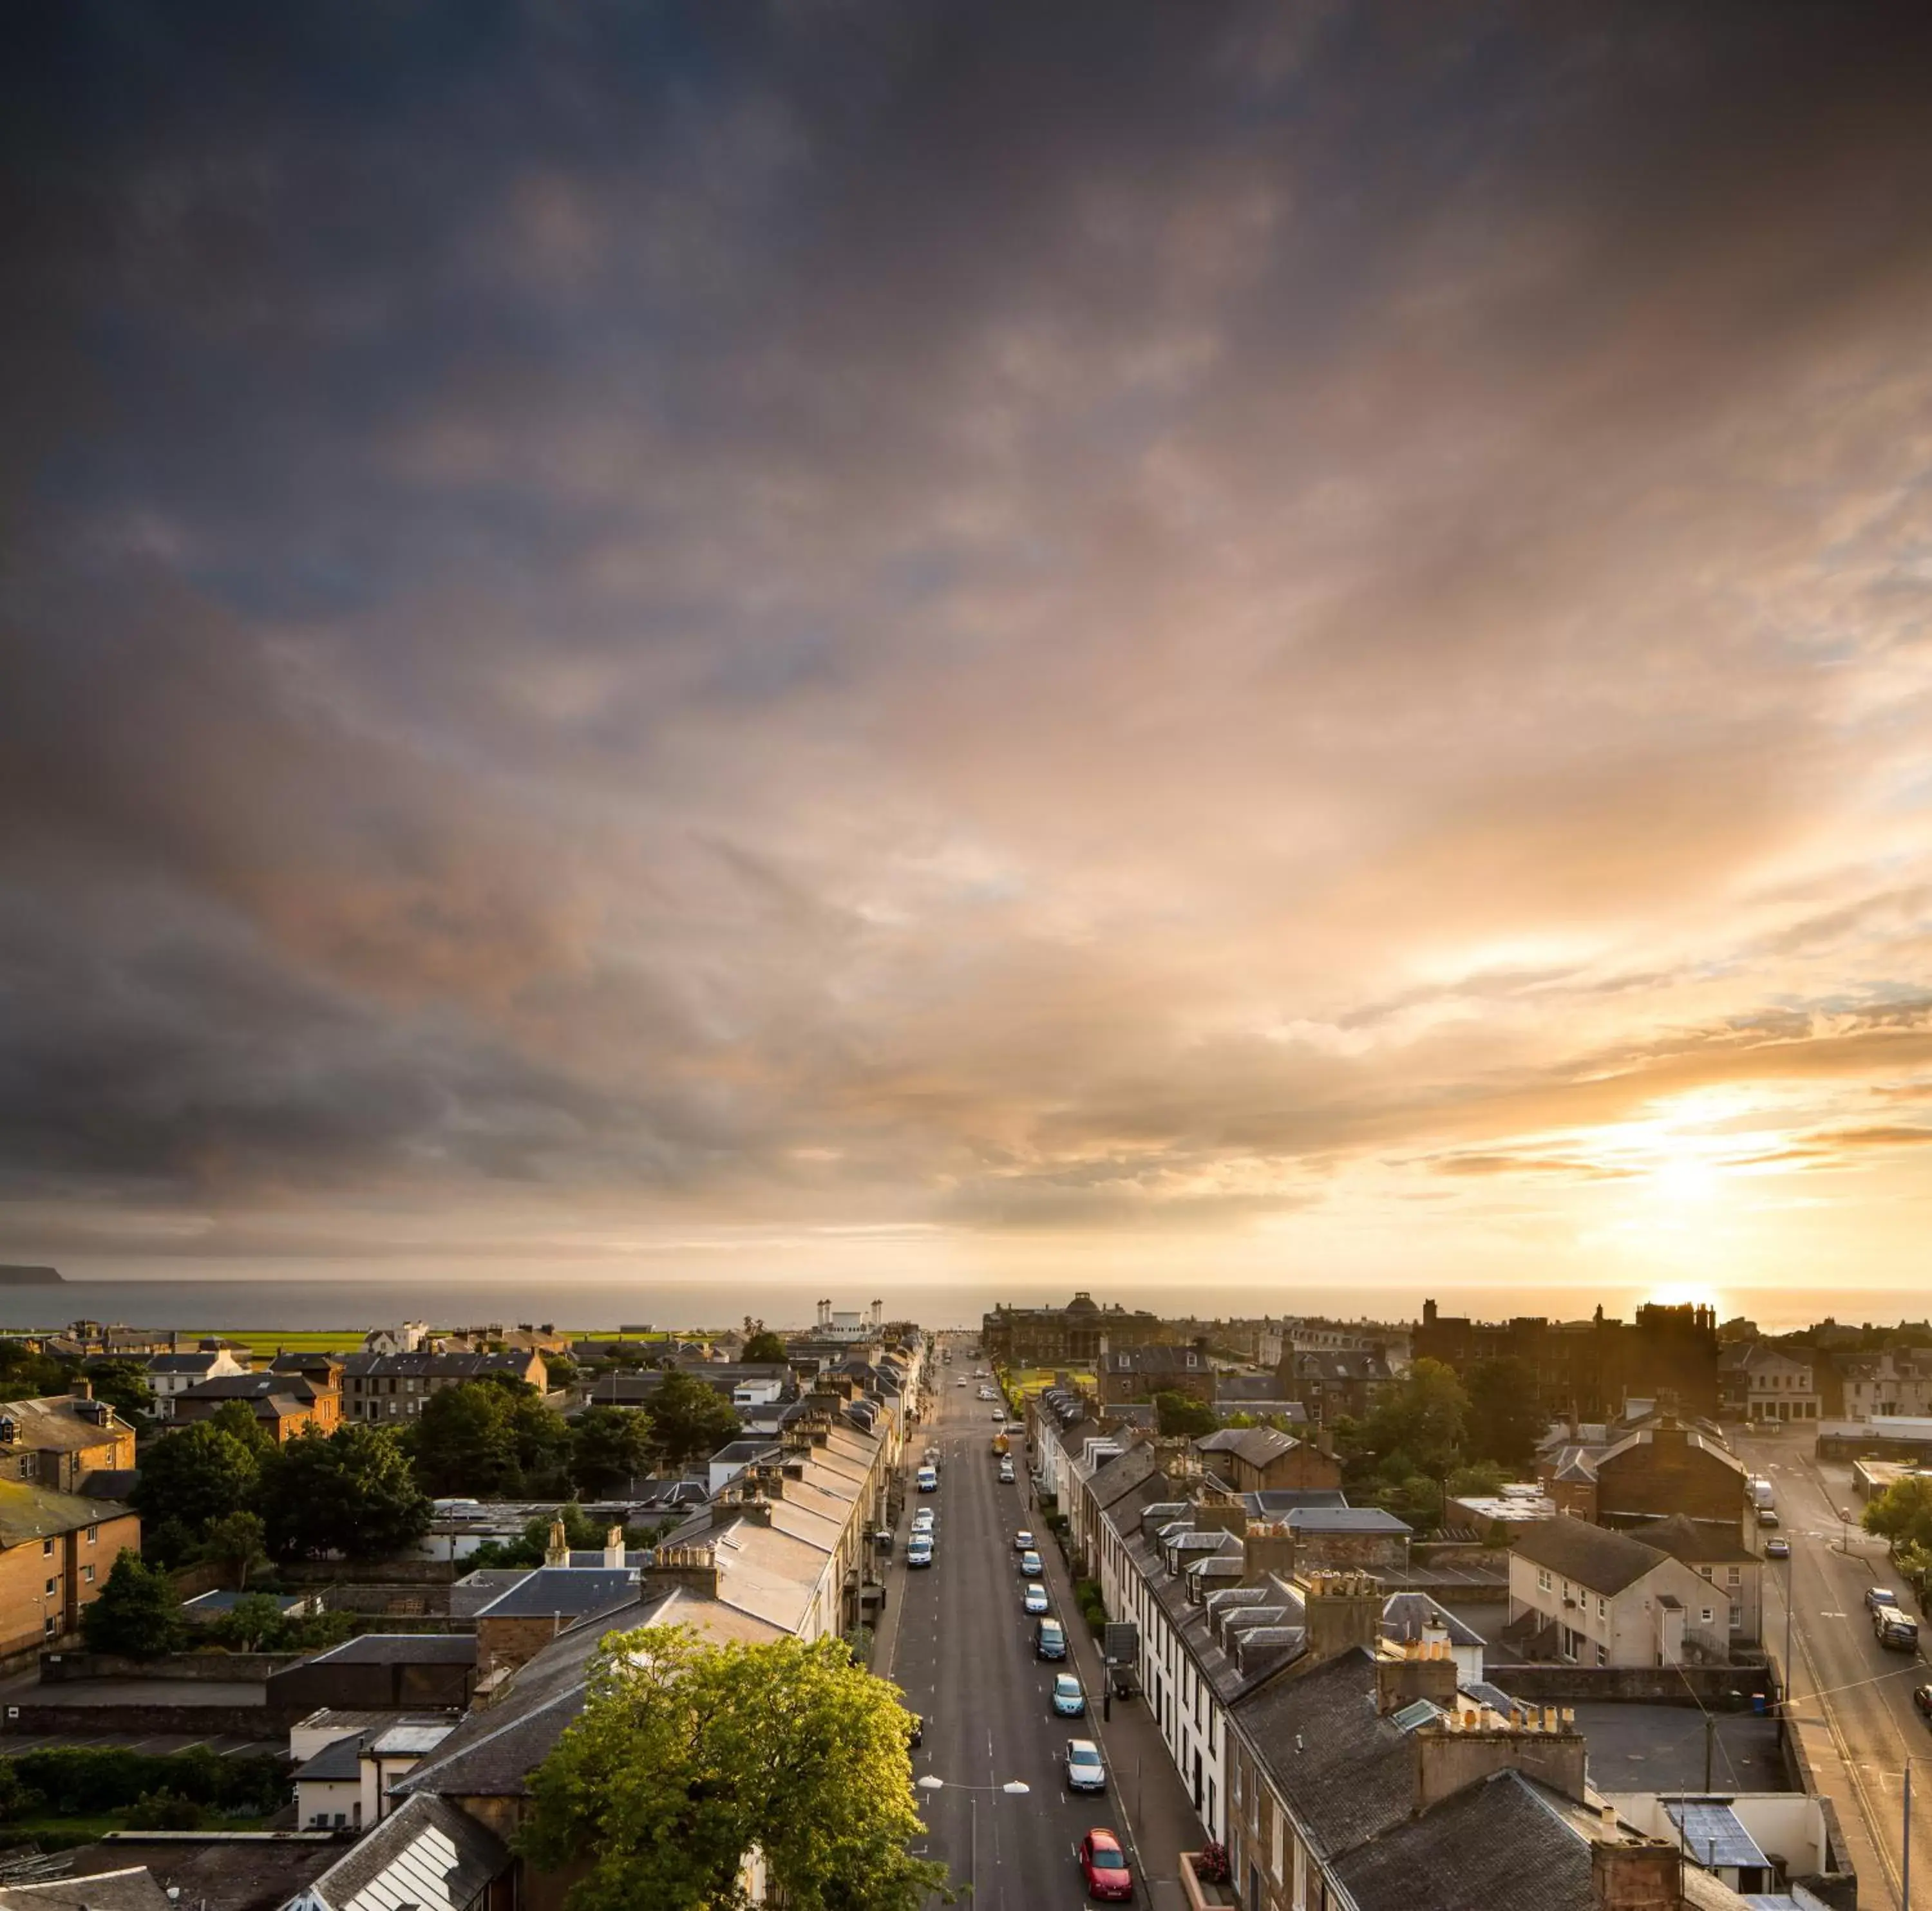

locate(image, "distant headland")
[[0, 1266, 64, 1286]]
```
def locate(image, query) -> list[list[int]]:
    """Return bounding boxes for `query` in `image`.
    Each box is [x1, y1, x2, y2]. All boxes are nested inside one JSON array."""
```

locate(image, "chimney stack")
[[1589, 1840, 1681, 1911], [1414, 1707, 1587, 1814], [1243, 1525, 1298, 1586], [71, 1377, 91, 1402], [1302, 1570, 1383, 1661], [1374, 1640, 1459, 1716], [544, 1518, 569, 1568], [603, 1524, 625, 1569]]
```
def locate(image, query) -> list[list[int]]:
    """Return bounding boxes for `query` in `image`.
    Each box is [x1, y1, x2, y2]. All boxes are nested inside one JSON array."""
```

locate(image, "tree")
[[81, 1550, 183, 1659], [1153, 1391, 1218, 1439], [210, 1592, 295, 1653], [198, 1510, 268, 1589], [82, 1360, 155, 1427], [742, 1330, 788, 1365], [521, 1624, 947, 1911], [258, 1425, 432, 1561], [1865, 1474, 1932, 1552], [1355, 1358, 1468, 1483], [1447, 1460, 1509, 1499], [571, 1407, 655, 1497], [207, 1400, 279, 1458], [1463, 1357, 1545, 1471], [413, 1378, 576, 1498], [647, 1372, 741, 1469], [131, 1424, 261, 1534]]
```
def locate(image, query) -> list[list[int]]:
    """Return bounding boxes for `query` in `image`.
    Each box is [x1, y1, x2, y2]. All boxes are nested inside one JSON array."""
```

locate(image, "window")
[[85, 1525, 97, 1544], [41, 1539, 52, 1559], [83, 1565, 94, 1585], [43, 1617, 58, 1638], [1700, 1608, 1715, 1626], [1727, 1567, 1741, 1586], [1537, 1568, 1551, 1593], [1596, 1644, 1607, 1666], [44, 1577, 56, 1597], [1598, 1596, 1607, 1618]]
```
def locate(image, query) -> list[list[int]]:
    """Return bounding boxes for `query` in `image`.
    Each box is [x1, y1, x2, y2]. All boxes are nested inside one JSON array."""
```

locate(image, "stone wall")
[[1486, 1662, 1773, 1706], [39, 1649, 304, 1682], [2, 1702, 289, 1737]]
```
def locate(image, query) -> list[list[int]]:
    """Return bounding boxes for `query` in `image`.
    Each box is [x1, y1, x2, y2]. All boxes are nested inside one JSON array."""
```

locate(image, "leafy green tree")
[[647, 1372, 741, 1469], [0, 1341, 75, 1402], [209, 1592, 295, 1653], [1463, 1357, 1545, 1470], [571, 1407, 656, 1496], [83, 1360, 155, 1427], [198, 1510, 269, 1588], [741, 1330, 788, 1365], [82, 1551, 183, 1659], [1865, 1474, 1932, 1551], [414, 1382, 522, 1495], [1153, 1391, 1219, 1439], [522, 1624, 947, 1911], [131, 1424, 261, 1534], [207, 1400, 279, 1458], [258, 1426, 432, 1561], [1356, 1358, 1468, 1482], [1447, 1460, 1509, 1498]]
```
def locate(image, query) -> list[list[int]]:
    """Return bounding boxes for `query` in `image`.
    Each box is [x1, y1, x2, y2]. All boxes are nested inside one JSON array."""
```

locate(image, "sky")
[[4, 3, 1932, 1308]]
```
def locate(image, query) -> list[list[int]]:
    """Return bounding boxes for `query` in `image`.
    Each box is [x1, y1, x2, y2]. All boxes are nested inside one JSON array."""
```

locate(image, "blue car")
[[1023, 1581, 1049, 1614], [1052, 1673, 1086, 1717]]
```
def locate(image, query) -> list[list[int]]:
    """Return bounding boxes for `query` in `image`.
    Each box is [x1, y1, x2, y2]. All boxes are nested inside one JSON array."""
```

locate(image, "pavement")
[[1735, 1424, 1927, 1910], [884, 1337, 1203, 1910]]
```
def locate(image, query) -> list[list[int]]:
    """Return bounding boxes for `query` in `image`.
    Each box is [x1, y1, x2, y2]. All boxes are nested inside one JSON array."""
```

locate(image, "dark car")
[[1036, 1617, 1067, 1661], [1764, 1538, 1790, 1559], [1079, 1828, 1133, 1902], [1876, 1611, 1920, 1653], [1914, 1686, 1932, 1724]]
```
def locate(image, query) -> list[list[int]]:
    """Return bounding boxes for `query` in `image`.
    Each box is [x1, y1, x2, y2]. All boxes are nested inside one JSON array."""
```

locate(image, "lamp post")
[[916, 1775, 1030, 1901]]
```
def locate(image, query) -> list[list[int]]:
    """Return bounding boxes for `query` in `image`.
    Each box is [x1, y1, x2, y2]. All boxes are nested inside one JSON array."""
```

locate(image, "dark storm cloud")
[[4, 3, 1932, 1279]]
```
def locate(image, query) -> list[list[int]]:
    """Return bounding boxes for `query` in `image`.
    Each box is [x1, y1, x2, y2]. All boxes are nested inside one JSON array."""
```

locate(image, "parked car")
[[1078, 1828, 1133, 1901], [1037, 1617, 1067, 1661], [1868, 1587, 1900, 1615], [1764, 1538, 1790, 1559], [912, 1509, 936, 1532], [1024, 1581, 1050, 1614], [1013, 1529, 1036, 1552], [990, 1408, 1005, 1422], [998, 1460, 1016, 1483], [1052, 1673, 1086, 1717], [1875, 1612, 1919, 1653], [1020, 1549, 1044, 1577], [1756, 1507, 1781, 1529], [916, 1465, 939, 1492], [907, 1538, 934, 1568], [1914, 1685, 1932, 1724], [1065, 1738, 1106, 1793]]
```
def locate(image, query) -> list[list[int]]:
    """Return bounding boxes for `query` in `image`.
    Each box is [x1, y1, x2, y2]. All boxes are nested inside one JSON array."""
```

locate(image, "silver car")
[[1065, 1738, 1106, 1793]]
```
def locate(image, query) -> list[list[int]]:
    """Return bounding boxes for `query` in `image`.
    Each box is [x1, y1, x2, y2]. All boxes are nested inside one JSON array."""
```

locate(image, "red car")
[[1079, 1827, 1133, 1901]]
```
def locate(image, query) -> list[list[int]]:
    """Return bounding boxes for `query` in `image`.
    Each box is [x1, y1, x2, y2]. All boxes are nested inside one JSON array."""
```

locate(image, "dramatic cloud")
[[4, 2, 1932, 1298]]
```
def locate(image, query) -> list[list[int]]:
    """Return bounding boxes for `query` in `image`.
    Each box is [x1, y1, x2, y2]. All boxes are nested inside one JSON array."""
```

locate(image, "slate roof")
[[1283, 1507, 1410, 1534], [474, 1567, 639, 1620], [1380, 1591, 1484, 1650], [1195, 1427, 1302, 1467], [1331, 1767, 1596, 1911], [178, 1373, 319, 1404], [1627, 1513, 1759, 1567], [304, 1635, 478, 1667], [298, 1789, 510, 1911], [1084, 1442, 1157, 1510], [0, 1479, 131, 1547], [1510, 1517, 1667, 1595], [60, 1838, 360, 1911], [0, 1868, 171, 1911], [0, 1396, 128, 1450], [1242, 1489, 1347, 1516], [293, 1733, 366, 1782]]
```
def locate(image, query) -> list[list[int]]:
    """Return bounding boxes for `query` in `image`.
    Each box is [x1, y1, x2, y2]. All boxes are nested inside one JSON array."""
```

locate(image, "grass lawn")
[[999, 1366, 1094, 1400], [207, 1326, 683, 1353]]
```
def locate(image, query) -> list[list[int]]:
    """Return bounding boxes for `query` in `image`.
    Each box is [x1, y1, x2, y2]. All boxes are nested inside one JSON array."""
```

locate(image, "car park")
[[1037, 1617, 1067, 1660], [1868, 1587, 1900, 1615], [1014, 1529, 1036, 1552], [1024, 1581, 1050, 1614], [1052, 1673, 1086, 1717], [1065, 1738, 1106, 1792], [1020, 1548, 1044, 1576], [1764, 1538, 1790, 1559], [1079, 1828, 1133, 1901]]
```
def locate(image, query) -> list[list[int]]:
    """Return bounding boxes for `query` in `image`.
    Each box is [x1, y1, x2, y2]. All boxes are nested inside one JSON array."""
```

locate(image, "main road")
[[891, 1339, 1148, 1909], [1739, 1426, 1932, 1910]]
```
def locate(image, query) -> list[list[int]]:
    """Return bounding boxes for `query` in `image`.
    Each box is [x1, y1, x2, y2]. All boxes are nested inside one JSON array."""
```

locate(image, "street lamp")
[[915, 1776, 1030, 1897]]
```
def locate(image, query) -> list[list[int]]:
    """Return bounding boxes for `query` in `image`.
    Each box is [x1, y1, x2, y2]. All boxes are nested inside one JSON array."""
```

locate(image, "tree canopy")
[[522, 1625, 945, 1911], [412, 1376, 571, 1498], [1865, 1473, 1932, 1551], [1463, 1357, 1545, 1470], [258, 1424, 433, 1561], [82, 1551, 183, 1659], [1354, 1358, 1468, 1482], [647, 1372, 741, 1469], [741, 1330, 788, 1365], [131, 1422, 261, 1534], [571, 1407, 656, 1496], [1153, 1391, 1218, 1439]]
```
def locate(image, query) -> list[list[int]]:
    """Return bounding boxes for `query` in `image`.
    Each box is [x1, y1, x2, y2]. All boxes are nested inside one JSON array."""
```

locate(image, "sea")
[[0, 1276, 1906, 1339]]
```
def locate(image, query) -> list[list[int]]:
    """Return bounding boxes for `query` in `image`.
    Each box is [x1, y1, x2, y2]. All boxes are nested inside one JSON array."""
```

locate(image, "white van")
[[916, 1464, 940, 1493]]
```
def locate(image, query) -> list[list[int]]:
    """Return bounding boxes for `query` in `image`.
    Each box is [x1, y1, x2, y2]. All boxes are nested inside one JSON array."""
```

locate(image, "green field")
[[204, 1326, 680, 1355]]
